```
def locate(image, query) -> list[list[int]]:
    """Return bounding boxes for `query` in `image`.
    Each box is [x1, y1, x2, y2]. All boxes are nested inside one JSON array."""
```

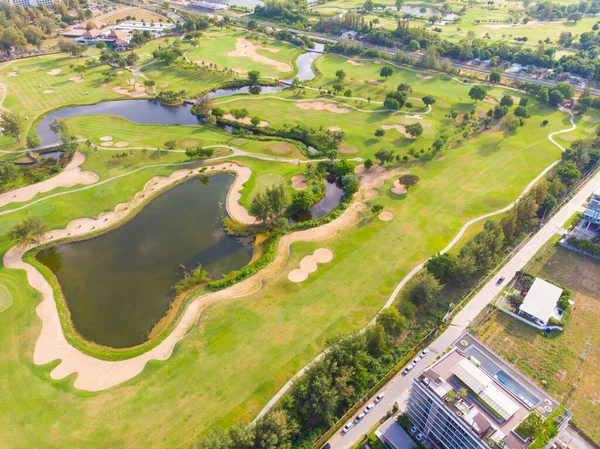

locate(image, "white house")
[[518, 278, 563, 327]]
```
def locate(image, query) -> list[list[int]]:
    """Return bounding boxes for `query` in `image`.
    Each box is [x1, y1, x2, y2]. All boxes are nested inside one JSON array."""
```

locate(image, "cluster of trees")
[[184, 147, 214, 159], [8, 215, 47, 246], [0, 161, 19, 192], [526, 1, 600, 21], [517, 81, 575, 108], [156, 89, 186, 104], [250, 183, 289, 225], [253, 0, 308, 27]]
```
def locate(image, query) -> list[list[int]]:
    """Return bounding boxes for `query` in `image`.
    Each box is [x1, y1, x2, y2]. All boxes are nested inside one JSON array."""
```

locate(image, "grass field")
[[475, 246, 600, 445], [99, 6, 167, 25]]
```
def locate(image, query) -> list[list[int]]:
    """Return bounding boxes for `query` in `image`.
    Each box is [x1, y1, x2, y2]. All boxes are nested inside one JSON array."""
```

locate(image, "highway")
[[324, 169, 600, 449]]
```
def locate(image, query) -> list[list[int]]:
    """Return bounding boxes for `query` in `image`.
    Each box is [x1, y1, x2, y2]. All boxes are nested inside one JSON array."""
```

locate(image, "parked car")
[[412, 356, 421, 365], [321, 444, 331, 449], [410, 425, 418, 434], [354, 412, 365, 423], [365, 403, 375, 414], [402, 367, 411, 376], [342, 422, 354, 434], [497, 276, 506, 285], [416, 433, 424, 442], [375, 392, 385, 403], [420, 347, 430, 357]]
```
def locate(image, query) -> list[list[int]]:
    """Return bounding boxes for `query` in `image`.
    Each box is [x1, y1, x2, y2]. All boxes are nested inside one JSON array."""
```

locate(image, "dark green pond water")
[[37, 175, 252, 349]]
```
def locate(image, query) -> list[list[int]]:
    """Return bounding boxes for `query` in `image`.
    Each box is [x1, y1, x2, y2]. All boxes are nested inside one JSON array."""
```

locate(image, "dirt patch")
[[68, 76, 85, 83], [113, 78, 147, 98], [227, 37, 292, 72], [116, 70, 124, 75], [101, 142, 114, 146], [114, 142, 129, 147], [368, 80, 380, 85], [347, 60, 363, 66], [391, 179, 407, 195], [100, 136, 113, 141], [268, 142, 295, 155], [46, 68, 62, 76], [406, 115, 423, 120], [485, 96, 498, 104], [43, 89, 54, 94], [297, 102, 349, 114], [328, 126, 341, 131], [339, 146, 358, 154], [416, 73, 433, 79], [180, 139, 199, 148], [288, 248, 334, 283], [382, 124, 415, 139], [291, 174, 307, 191], [223, 113, 269, 127], [378, 211, 394, 221], [6, 72, 17, 77]]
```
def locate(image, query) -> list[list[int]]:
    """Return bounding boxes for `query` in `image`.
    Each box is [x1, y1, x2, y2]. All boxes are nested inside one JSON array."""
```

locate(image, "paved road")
[[326, 169, 600, 449]]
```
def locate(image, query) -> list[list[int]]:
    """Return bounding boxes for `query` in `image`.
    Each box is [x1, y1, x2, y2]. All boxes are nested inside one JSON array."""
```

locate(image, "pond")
[[385, 5, 457, 20], [289, 175, 344, 224], [37, 174, 252, 349]]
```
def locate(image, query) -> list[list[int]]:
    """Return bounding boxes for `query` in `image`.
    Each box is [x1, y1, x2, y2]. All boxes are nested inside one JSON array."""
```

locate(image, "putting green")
[[0, 285, 13, 313]]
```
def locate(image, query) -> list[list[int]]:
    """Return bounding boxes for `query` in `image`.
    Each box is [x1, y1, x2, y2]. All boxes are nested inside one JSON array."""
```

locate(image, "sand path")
[[288, 248, 333, 282], [0, 152, 98, 208], [5, 162, 399, 391], [227, 38, 292, 72]]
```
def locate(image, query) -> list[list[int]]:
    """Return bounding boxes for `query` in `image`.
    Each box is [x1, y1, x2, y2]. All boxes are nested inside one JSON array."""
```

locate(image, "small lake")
[[385, 5, 457, 20], [289, 176, 344, 224], [37, 175, 252, 349]]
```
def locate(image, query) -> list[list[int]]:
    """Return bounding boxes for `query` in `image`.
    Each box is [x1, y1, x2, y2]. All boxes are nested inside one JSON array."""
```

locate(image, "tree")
[[250, 183, 288, 223], [72, 64, 87, 80], [96, 41, 106, 50], [143, 79, 156, 92], [335, 69, 346, 81], [364, 158, 374, 170], [405, 123, 423, 138], [380, 66, 394, 79], [191, 94, 214, 118], [397, 83, 412, 94], [409, 271, 442, 305], [548, 89, 564, 107], [1, 111, 23, 143], [489, 70, 502, 83], [501, 115, 520, 135], [371, 203, 384, 215], [426, 253, 457, 283], [292, 190, 314, 210], [395, 0, 404, 10], [253, 409, 298, 449], [341, 173, 360, 193], [553, 82, 574, 100], [468, 86, 487, 102], [514, 106, 529, 118], [422, 95, 436, 106], [9, 216, 47, 246], [398, 174, 420, 187], [125, 52, 139, 66], [375, 149, 395, 165], [556, 162, 581, 186], [374, 128, 385, 138], [421, 47, 439, 69], [407, 40, 420, 51], [364, 0, 374, 12], [366, 323, 388, 357], [251, 116, 261, 126], [164, 140, 177, 150], [247, 70, 261, 85], [383, 98, 400, 110], [500, 95, 513, 107], [377, 307, 406, 337], [0, 162, 19, 188]]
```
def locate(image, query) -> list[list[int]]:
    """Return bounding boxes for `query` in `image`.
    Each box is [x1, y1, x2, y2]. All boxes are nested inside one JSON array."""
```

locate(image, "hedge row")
[[566, 236, 600, 257]]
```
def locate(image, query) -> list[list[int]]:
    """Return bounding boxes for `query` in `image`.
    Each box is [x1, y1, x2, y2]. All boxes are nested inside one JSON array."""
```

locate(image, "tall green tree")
[[9, 216, 47, 246]]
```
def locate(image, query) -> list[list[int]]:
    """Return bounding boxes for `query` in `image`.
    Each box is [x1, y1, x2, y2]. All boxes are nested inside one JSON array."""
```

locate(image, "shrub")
[[398, 174, 420, 187]]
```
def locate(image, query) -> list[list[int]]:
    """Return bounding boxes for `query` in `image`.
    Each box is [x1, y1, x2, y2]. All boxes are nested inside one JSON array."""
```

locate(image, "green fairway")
[[0, 284, 12, 312]]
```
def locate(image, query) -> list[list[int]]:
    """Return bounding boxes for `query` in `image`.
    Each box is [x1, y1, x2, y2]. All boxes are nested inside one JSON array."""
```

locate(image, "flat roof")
[[519, 278, 562, 323], [376, 417, 416, 449]]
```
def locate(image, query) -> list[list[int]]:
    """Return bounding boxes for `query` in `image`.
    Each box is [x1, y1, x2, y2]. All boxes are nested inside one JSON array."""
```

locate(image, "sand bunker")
[[227, 38, 292, 72], [382, 124, 415, 139], [416, 73, 433, 79], [68, 76, 85, 83], [6, 72, 17, 77], [339, 146, 358, 154], [114, 142, 129, 147], [347, 60, 363, 66], [406, 115, 423, 120], [378, 211, 394, 221], [368, 80, 380, 85], [46, 68, 62, 76], [0, 152, 98, 208], [99, 136, 113, 141], [391, 179, 407, 195], [43, 89, 54, 94], [297, 102, 349, 114], [223, 113, 269, 127], [113, 78, 147, 98], [328, 126, 341, 131], [288, 248, 333, 283], [101, 142, 114, 146], [291, 174, 307, 191]]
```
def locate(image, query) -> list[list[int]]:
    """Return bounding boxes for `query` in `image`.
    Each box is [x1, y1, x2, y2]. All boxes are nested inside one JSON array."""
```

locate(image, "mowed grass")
[[99, 6, 167, 25], [186, 28, 301, 79], [0, 283, 12, 312], [475, 247, 600, 445]]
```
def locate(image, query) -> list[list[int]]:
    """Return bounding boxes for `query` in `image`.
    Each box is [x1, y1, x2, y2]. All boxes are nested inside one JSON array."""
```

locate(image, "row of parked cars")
[[402, 347, 429, 376], [342, 392, 386, 434], [409, 425, 425, 442]]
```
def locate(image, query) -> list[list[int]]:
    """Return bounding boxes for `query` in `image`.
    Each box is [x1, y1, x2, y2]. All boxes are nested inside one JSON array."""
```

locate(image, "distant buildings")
[[2, 0, 58, 8], [407, 333, 571, 449], [68, 21, 176, 51], [188, 0, 229, 12], [582, 185, 600, 228]]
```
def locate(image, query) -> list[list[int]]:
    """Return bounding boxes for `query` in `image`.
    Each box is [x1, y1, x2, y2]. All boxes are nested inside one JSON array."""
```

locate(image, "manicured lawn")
[[475, 247, 600, 446], [99, 6, 167, 25]]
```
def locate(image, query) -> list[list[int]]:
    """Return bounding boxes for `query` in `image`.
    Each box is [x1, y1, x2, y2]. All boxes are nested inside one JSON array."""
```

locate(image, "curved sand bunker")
[[228, 38, 292, 72], [391, 179, 407, 195], [416, 73, 433, 79], [113, 79, 147, 98], [223, 113, 269, 127], [101, 141, 114, 146], [100, 136, 113, 141], [378, 210, 394, 221], [46, 69, 62, 76], [347, 60, 363, 66], [291, 174, 307, 191], [328, 126, 341, 132], [43, 89, 54, 94], [0, 152, 99, 208], [68, 76, 85, 83], [114, 142, 129, 147], [288, 248, 333, 283], [381, 124, 415, 139], [297, 102, 349, 113]]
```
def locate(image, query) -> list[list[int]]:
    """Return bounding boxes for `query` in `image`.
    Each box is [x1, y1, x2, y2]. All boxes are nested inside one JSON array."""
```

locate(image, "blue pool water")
[[496, 370, 539, 407]]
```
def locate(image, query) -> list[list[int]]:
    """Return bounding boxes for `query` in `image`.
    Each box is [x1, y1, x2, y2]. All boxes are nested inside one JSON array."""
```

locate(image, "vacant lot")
[[475, 246, 600, 445]]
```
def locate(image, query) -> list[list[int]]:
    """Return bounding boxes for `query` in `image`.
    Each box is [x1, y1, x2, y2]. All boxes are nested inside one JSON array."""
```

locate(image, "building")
[[74, 29, 104, 45], [517, 278, 563, 327], [3, 0, 58, 7], [98, 30, 131, 51], [188, 0, 229, 12], [114, 21, 176, 33], [407, 333, 571, 449], [582, 185, 600, 228]]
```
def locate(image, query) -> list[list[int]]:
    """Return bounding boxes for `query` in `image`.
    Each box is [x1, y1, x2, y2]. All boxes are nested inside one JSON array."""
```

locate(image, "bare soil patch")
[[6, 72, 17, 77], [328, 126, 341, 131], [297, 102, 349, 114], [268, 142, 295, 154], [180, 139, 199, 148], [227, 38, 292, 72], [288, 248, 334, 283], [46, 68, 62, 76], [382, 124, 415, 139], [378, 211, 394, 221], [347, 60, 363, 66], [416, 73, 433, 79], [223, 113, 269, 127], [68, 76, 85, 83], [338, 146, 358, 154], [291, 174, 307, 191], [43, 89, 54, 94]]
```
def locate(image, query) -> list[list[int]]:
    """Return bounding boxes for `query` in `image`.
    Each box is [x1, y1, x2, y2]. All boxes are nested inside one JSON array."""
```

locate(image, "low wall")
[[496, 306, 563, 331], [558, 242, 600, 262]]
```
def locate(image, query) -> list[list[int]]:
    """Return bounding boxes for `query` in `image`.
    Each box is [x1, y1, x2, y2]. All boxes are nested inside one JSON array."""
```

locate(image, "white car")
[[365, 403, 375, 414], [412, 356, 421, 365], [375, 392, 385, 403], [402, 367, 411, 376], [416, 432, 424, 441], [420, 348, 430, 357], [410, 425, 418, 434], [343, 422, 354, 434]]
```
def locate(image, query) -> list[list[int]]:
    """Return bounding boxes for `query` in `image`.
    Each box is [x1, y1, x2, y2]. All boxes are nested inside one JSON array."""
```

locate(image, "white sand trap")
[[0, 152, 99, 208], [227, 38, 292, 72], [99, 136, 113, 141], [339, 146, 358, 154], [223, 114, 269, 127], [46, 68, 62, 75], [6, 72, 17, 77], [297, 102, 349, 114], [328, 126, 341, 131], [101, 141, 114, 146], [291, 174, 307, 191], [288, 248, 333, 283], [68, 76, 85, 83], [43, 89, 54, 94], [114, 142, 129, 147], [347, 60, 363, 66], [382, 124, 415, 139], [416, 73, 433, 79], [113, 78, 147, 98], [406, 115, 423, 120], [378, 211, 394, 221], [391, 179, 407, 195]]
